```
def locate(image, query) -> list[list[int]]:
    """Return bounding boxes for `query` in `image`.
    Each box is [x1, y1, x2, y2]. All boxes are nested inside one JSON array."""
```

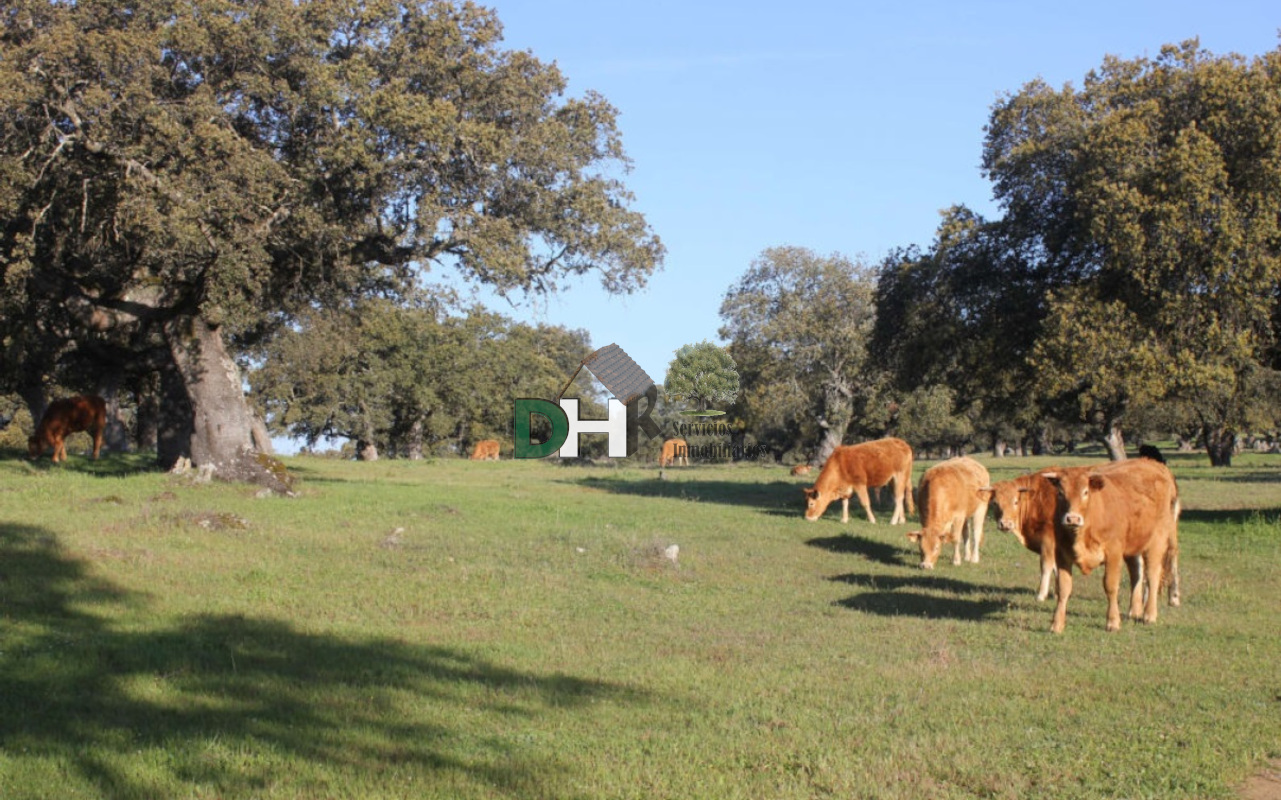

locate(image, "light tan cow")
[[802, 437, 914, 525], [789, 464, 812, 477], [659, 438, 688, 468], [469, 439, 501, 460], [1043, 459, 1181, 633], [906, 456, 990, 569]]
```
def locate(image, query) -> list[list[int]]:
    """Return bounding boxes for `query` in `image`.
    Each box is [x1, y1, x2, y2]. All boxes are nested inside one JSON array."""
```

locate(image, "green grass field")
[[0, 449, 1278, 799]]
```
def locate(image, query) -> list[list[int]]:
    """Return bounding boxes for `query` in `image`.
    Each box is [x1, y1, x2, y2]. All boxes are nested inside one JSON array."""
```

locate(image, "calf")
[[1043, 459, 1181, 633], [469, 439, 501, 460], [28, 395, 106, 463], [906, 456, 990, 569], [802, 437, 914, 525], [789, 464, 812, 477]]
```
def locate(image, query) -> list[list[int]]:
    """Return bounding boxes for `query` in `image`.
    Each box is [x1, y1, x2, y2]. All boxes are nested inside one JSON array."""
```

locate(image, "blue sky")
[[443, 1, 1280, 392]]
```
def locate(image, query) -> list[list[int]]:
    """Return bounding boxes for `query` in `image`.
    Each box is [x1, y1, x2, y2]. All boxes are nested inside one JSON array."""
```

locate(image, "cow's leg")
[[853, 486, 875, 524], [92, 425, 104, 459], [54, 438, 66, 463], [1167, 537, 1181, 608], [840, 496, 850, 524], [1141, 540, 1167, 624], [953, 518, 965, 565], [890, 481, 906, 525], [969, 503, 988, 563], [1051, 563, 1073, 634], [1103, 551, 1124, 632], [1036, 547, 1056, 602], [1125, 555, 1145, 620]]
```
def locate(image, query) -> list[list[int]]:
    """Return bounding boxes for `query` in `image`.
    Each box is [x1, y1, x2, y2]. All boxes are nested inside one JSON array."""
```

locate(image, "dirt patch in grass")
[[1241, 759, 1281, 800]]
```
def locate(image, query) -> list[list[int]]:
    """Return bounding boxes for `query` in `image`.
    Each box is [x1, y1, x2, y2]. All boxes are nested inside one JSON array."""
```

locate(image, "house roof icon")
[[557, 343, 655, 405]]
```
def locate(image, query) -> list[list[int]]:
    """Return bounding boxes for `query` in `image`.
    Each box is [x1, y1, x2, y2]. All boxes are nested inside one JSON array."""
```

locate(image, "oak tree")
[[0, 0, 662, 482]]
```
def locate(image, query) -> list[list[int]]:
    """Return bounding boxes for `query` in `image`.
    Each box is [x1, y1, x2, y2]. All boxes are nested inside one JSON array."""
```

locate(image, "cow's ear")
[[1089, 474, 1106, 491], [802, 487, 816, 498], [1016, 487, 1031, 494], [977, 486, 994, 500], [906, 530, 922, 542]]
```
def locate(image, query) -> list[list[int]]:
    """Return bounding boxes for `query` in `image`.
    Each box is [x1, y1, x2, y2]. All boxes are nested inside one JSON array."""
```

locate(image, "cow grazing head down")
[[801, 486, 830, 521], [28, 395, 107, 463], [904, 486, 994, 569], [904, 528, 942, 569]]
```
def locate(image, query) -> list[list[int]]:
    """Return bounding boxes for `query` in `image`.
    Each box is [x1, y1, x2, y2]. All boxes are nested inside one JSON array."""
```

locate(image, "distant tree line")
[[724, 41, 1281, 467]]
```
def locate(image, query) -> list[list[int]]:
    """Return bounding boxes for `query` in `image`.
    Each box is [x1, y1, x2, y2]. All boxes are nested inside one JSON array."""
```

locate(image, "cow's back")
[[1087, 458, 1179, 552], [819, 438, 911, 490], [918, 457, 988, 525]]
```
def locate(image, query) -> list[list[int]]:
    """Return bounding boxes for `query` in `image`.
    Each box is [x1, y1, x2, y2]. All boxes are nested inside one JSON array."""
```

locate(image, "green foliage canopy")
[[720, 247, 881, 461], [983, 40, 1281, 462], [663, 341, 740, 413]]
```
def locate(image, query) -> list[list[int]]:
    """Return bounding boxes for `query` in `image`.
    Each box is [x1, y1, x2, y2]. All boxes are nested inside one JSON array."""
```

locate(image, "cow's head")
[[905, 527, 945, 569], [987, 481, 1031, 543], [27, 434, 41, 460], [802, 486, 831, 521], [1042, 469, 1104, 532]]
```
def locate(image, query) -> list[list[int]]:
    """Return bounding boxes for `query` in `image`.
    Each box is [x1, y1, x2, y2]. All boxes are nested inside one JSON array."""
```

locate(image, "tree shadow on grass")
[[805, 534, 914, 567], [1179, 508, 1281, 525], [0, 522, 647, 799], [2, 451, 159, 478], [829, 571, 1033, 597], [571, 475, 802, 513], [834, 590, 1007, 621]]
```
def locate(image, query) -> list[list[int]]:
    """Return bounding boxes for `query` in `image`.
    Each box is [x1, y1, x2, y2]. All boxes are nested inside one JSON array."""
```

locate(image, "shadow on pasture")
[[570, 475, 801, 512], [0, 521, 647, 799], [3, 451, 159, 478], [829, 570, 1032, 597], [805, 534, 912, 567], [833, 590, 1007, 621], [1183, 470, 1281, 484], [1179, 508, 1281, 525]]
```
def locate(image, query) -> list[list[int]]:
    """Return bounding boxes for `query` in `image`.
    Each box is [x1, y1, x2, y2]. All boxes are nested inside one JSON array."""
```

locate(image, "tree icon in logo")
[[664, 341, 740, 416]]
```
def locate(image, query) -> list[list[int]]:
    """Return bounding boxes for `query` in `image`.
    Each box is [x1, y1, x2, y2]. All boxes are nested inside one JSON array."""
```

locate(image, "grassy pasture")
[[0, 449, 1278, 799]]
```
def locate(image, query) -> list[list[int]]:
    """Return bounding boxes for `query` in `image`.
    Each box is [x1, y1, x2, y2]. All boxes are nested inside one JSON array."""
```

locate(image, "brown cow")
[[802, 437, 914, 525], [789, 464, 812, 477], [659, 438, 688, 468], [28, 395, 106, 463], [906, 456, 990, 569], [1043, 458, 1181, 633], [986, 471, 1063, 602], [988, 468, 1147, 605], [469, 439, 501, 460]]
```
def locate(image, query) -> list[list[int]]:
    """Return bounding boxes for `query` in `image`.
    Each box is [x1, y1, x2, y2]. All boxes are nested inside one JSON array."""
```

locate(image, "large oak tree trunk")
[[405, 417, 424, 460], [1102, 417, 1127, 461], [98, 372, 131, 453], [164, 316, 293, 492], [156, 360, 194, 469], [1203, 424, 1236, 467], [134, 372, 161, 453]]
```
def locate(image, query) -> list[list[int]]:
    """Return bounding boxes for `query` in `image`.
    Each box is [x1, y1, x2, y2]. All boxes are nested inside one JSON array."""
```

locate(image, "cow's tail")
[[1165, 495, 1181, 607]]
